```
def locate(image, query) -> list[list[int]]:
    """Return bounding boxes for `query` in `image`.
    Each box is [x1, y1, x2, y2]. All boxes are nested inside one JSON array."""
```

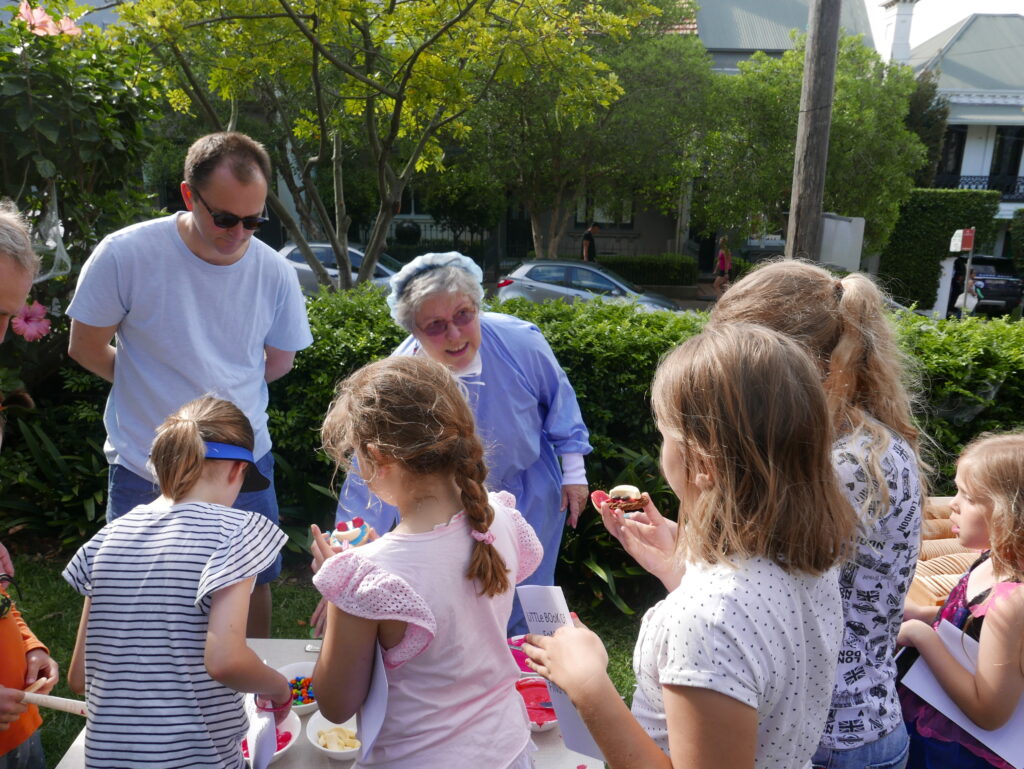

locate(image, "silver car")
[[278, 242, 401, 295], [496, 260, 679, 312]]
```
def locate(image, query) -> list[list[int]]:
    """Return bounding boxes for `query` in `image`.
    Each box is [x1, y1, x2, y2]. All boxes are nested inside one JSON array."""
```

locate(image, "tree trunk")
[[528, 208, 547, 259], [265, 188, 333, 288], [547, 202, 575, 259], [674, 179, 693, 254], [332, 131, 352, 279]]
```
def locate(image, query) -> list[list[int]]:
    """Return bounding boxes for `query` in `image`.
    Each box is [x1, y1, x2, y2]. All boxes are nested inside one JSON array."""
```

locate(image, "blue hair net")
[[387, 252, 483, 322]]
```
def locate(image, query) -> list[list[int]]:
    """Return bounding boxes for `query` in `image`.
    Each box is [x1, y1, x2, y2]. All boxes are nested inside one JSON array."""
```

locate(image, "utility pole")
[[785, 0, 842, 260]]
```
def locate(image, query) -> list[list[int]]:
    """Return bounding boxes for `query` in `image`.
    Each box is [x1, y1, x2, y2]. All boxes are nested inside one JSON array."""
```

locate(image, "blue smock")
[[336, 312, 592, 635]]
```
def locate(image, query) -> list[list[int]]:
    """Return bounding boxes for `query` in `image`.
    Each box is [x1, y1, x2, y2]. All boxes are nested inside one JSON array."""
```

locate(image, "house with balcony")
[[907, 13, 1024, 256]]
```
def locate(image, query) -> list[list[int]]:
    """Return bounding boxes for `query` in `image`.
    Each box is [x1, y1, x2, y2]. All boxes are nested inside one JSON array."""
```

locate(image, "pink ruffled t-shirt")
[[313, 491, 543, 769]]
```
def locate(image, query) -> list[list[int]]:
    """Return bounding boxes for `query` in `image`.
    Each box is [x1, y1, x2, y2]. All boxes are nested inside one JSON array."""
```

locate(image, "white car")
[[278, 242, 401, 295]]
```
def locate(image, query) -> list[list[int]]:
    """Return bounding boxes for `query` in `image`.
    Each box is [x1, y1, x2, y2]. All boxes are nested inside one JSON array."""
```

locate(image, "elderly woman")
[[336, 252, 591, 635]]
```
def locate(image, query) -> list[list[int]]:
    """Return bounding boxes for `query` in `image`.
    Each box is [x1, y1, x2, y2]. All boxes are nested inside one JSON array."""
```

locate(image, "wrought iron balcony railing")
[[934, 174, 1024, 202]]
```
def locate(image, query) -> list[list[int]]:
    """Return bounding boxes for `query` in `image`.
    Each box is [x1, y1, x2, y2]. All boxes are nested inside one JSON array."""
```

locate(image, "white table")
[[55, 638, 602, 769]]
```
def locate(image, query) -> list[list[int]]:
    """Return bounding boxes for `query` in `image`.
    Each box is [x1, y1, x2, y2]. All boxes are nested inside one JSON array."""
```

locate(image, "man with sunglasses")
[[0, 203, 59, 769], [67, 132, 312, 637]]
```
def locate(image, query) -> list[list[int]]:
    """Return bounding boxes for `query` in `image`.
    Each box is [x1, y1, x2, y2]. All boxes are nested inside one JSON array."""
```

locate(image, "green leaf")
[[33, 155, 57, 179]]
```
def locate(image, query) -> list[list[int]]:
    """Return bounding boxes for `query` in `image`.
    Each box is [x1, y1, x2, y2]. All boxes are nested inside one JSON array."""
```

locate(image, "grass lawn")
[[10, 547, 642, 768]]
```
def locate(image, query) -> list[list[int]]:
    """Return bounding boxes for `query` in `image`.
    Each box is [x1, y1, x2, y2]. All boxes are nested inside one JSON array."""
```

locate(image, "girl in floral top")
[[899, 433, 1024, 769]]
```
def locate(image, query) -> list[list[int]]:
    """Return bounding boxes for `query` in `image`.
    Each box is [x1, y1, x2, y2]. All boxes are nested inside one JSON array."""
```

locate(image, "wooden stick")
[[22, 692, 87, 717], [23, 678, 47, 694]]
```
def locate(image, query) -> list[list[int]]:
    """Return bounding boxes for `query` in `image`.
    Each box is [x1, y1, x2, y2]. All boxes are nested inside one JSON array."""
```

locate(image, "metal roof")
[[696, 0, 874, 53], [909, 14, 1024, 93]]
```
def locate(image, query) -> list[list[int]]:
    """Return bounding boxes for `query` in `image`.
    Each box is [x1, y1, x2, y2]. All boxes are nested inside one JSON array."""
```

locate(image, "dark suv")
[[949, 255, 1023, 316]]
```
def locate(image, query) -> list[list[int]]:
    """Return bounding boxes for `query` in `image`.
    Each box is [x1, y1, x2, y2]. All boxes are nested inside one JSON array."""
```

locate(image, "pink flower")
[[11, 301, 52, 342], [17, 2, 59, 36], [57, 16, 82, 36]]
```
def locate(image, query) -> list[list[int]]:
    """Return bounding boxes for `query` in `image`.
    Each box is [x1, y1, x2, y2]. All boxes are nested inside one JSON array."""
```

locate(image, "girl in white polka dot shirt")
[[524, 323, 857, 769]]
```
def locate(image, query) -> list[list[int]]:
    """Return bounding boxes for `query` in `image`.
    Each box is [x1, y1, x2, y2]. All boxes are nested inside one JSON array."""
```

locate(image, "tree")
[[905, 70, 949, 187], [0, 0, 165, 390], [456, 11, 712, 258], [699, 35, 927, 254], [124, 0, 657, 285]]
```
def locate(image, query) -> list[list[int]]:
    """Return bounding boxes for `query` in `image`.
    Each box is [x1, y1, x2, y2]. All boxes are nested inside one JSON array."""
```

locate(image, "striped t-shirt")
[[62, 502, 287, 769]]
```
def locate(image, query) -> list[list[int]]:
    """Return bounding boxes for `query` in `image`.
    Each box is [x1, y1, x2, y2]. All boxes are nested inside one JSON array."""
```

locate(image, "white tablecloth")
[[55, 638, 602, 769]]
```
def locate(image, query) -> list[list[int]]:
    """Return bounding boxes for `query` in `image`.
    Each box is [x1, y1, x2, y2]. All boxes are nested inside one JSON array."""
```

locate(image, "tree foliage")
[[699, 35, 927, 254], [905, 70, 949, 188], [453, 14, 713, 258], [0, 1, 165, 392], [878, 189, 1001, 308], [0, 1, 163, 255], [123, 0, 658, 283]]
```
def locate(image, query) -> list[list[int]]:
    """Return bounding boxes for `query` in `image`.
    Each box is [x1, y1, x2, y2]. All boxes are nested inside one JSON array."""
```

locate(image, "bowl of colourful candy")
[[515, 677, 558, 733], [277, 661, 318, 716], [242, 709, 301, 766], [306, 710, 361, 761]]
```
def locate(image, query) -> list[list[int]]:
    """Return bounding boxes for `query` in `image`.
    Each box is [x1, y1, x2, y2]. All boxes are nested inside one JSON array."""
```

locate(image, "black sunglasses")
[[0, 573, 21, 620], [190, 186, 270, 231]]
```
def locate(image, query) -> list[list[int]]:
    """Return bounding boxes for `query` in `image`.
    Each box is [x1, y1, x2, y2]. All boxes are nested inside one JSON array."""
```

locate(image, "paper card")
[[516, 585, 605, 762], [357, 643, 388, 760], [902, 619, 1024, 769], [244, 694, 275, 769]]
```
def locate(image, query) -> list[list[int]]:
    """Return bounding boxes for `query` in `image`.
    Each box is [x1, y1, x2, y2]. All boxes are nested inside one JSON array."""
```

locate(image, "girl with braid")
[[311, 356, 543, 769]]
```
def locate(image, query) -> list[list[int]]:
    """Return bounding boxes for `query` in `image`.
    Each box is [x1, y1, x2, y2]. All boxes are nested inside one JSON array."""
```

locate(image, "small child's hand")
[[0, 686, 27, 730], [24, 649, 58, 695], [256, 679, 293, 726], [897, 618, 933, 648], [522, 618, 610, 704], [309, 524, 342, 574]]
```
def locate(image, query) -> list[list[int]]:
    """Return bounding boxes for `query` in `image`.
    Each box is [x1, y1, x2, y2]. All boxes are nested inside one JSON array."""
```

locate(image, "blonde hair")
[[957, 433, 1024, 582], [321, 356, 509, 597], [150, 396, 256, 501], [652, 323, 857, 574], [710, 259, 927, 521]]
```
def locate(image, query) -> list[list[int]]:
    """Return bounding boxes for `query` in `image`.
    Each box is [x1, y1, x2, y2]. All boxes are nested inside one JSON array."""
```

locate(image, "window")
[[989, 126, 1024, 180], [937, 125, 967, 178], [526, 265, 568, 286], [574, 197, 634, 229], [570, 267, 617, 295]]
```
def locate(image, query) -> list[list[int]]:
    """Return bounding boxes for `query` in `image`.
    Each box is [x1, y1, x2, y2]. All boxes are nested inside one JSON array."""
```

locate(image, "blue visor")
[[204, 441, 270, 493]]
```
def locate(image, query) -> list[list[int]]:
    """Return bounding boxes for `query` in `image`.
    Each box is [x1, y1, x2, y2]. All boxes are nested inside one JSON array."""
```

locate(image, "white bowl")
[[245, 710, 300, 766], [277, 661, 318, 716], [306, 709, 361, 762]]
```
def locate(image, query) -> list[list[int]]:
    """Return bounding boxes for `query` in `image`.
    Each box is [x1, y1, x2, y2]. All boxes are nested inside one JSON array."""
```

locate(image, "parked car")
[[496, 260, 679, 312], [946, 255, 1019, 315], [277, 242, 402, 294]]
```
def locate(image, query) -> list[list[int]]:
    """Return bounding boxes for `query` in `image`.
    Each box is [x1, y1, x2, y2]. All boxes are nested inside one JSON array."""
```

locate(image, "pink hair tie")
[[471, 529, 495, 545]]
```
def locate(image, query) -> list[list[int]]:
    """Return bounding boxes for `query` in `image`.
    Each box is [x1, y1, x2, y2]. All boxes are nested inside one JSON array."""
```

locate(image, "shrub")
[[8, 289, 1024, 610], [878, 189, 1001, 308], [1011, 208, 1024, 272], [597, 253, 698, 286]]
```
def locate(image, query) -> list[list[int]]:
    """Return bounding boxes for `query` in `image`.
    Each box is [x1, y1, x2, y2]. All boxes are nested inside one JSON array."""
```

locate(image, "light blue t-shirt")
[[68, 214, 312, 479]]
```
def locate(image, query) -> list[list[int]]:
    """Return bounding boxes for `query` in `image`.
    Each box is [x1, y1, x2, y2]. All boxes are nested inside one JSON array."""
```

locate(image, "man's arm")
[[68, 320, 118, 383], [264, 345, 296, 383]]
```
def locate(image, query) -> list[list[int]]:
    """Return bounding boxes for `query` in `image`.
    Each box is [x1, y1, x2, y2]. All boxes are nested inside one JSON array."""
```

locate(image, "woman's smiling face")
[[412, 292, 482, 372]]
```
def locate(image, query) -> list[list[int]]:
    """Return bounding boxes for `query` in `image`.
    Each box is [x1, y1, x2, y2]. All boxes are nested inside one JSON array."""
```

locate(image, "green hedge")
[[878, 189, 1001, 308], [5, 291, 1024, 609], [596, 253, 699, 286], [1011, 208, 1024, 272]]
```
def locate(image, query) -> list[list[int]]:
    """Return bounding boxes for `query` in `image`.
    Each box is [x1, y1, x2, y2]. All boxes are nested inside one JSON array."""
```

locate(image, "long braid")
[[457, 440, 510, 597], [322, 356, 513, 596]]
